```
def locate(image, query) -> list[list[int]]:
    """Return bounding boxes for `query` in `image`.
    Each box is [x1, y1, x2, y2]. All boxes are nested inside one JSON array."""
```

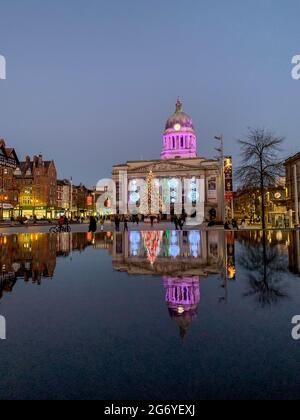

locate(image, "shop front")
[[16, 206, 57, 220], [0, 203, 14, 220]]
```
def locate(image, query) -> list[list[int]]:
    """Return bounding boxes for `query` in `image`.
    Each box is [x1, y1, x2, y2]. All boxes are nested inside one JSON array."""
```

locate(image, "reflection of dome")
[[165, 99, 195, 131], [164, 276, 201, 339], [168, 309, 198, 339]]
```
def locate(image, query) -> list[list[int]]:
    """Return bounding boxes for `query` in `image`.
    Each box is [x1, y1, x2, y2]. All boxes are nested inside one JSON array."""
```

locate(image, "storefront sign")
[[208, 177, 217, 202], [224, 157, 233, 194], [87, 195, 93, 206], [0, 203, 13, 209]]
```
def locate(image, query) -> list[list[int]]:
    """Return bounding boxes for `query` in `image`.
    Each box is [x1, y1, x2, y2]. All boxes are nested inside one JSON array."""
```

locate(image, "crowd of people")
[[86, 213, 190, 233], [4, 212, 273, 233]]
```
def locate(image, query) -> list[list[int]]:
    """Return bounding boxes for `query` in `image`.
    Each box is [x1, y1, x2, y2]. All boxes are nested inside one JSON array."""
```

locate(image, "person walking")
[[174, 216, 179, 230], [179, 216, 184, 231], [232, 219, 239, 230], [115, 216, 120, 232], [150, 216, 155, 227], [100, 218, 105, 232], [88, 216, 97, 233]]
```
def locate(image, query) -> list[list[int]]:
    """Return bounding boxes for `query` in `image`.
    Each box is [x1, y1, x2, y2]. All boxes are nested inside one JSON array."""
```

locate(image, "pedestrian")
[[224, 221, 231, 230], [150, 216, 155, 227], [88, 216, 97, 233], [179, 216, 184, 231], [100, 218, 105, 232], [232, 219, 239, 230], [174, 216, 179, 230], [115, 216, 120, 232]]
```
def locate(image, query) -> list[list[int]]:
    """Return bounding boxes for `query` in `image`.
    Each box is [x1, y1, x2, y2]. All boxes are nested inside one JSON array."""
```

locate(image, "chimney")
[[25, 155, 31, 171], [33, 155, 39, 166]]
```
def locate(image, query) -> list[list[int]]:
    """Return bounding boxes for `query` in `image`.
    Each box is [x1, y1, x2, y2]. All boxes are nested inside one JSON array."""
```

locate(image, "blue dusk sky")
[[0, 0, 300, 186]]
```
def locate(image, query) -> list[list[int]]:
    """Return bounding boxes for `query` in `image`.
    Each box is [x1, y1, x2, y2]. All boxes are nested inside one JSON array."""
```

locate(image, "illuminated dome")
[[161, 99, 197, 160], [165, 99, 195, 131], [163, 276, 201, 339]]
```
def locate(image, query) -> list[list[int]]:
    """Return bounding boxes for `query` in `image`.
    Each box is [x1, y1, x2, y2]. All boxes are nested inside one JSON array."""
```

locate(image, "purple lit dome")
[[165, 99, 195, 131]]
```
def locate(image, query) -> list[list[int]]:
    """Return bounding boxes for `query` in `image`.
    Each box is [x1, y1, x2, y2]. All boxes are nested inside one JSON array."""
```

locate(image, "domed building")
[[111, 99, 229, 223], [161, 99, 197, 160]]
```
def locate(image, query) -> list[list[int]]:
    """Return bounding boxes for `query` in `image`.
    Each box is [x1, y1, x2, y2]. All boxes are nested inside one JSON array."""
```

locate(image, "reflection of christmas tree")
[[142, 231, 163, 265], [140, 170, 160, 215]]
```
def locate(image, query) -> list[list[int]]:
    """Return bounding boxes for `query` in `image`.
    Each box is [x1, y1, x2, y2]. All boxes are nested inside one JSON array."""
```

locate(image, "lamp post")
[[214, 135, 225, 224]]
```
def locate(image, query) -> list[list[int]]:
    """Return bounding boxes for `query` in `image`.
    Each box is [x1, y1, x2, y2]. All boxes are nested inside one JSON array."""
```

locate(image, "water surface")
[[0, 230, 300, 400]]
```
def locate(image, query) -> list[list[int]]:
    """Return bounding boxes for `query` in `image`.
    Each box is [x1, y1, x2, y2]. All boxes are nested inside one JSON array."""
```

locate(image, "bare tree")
[[236, 128, 284, 229], [239, 231, 288, 307]]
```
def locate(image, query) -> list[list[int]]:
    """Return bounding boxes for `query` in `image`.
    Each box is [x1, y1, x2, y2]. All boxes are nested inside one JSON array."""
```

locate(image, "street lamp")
[[214, 135, 225, 224]]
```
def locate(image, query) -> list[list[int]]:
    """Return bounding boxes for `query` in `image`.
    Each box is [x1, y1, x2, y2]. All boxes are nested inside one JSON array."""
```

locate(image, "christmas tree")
[[142, 231, 163, 265], [139, 170, 161, 215]]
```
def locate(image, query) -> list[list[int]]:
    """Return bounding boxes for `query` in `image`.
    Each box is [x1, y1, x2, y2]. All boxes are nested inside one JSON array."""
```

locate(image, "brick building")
[[57, 179, 72, 216], [71, 184, 89, 218], [0, 139, 19, 220], [14, 155, 57, 219]]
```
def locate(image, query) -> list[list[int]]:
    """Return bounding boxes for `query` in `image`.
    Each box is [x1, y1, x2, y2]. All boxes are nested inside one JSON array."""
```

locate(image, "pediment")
[[128, 160, 203, 174]]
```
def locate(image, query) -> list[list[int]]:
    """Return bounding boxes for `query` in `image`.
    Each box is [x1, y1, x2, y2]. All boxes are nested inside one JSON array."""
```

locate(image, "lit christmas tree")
[[142, 231, 163, 265], [140, 170, 161, 216]]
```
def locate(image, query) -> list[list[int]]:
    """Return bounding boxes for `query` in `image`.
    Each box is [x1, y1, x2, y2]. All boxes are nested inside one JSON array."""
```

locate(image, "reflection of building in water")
[[141, 231, 164, 265], [226, 231, 236, 280], [236, 229, 300, 276], [164, 276, 200, 338], [0, 232, 114, 300], [113, 230, 224, 277], [237, 230, 290, 249], [113, 230, 225, 336], [0, 233, 57, 299], [289, 231, 300, 275]]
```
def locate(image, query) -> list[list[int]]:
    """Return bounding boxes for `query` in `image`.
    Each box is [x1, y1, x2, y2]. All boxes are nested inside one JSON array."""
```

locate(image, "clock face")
[[174, 123, 181, 132]]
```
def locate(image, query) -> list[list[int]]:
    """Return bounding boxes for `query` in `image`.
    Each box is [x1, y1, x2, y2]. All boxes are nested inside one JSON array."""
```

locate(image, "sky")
[[0, 0, 300, 186]]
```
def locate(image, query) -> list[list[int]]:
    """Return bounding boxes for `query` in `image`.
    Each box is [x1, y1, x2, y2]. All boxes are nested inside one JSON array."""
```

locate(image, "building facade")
[[285, 153, 300, 225], [57, 179, 72, 216], [14, 155, 57, 219], [0, 139, 19, 220], [111, 100, 224, 223], [234, 185, 288, 227], [71, 184, 89, 219]]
